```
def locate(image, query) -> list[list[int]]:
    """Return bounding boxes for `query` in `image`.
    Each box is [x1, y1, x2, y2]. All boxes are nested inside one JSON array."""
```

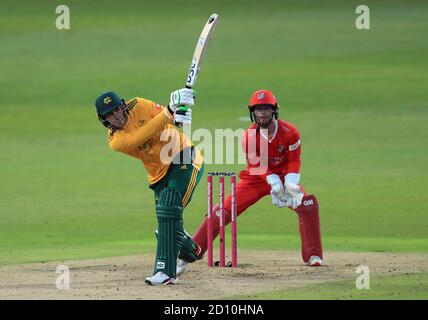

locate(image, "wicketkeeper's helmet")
[[248, 89, 279, 122]]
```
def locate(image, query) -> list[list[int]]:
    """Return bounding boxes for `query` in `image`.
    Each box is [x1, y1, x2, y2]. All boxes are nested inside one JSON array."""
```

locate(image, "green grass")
[[228, 273, 428, 300], [0, 0, 427, 300]]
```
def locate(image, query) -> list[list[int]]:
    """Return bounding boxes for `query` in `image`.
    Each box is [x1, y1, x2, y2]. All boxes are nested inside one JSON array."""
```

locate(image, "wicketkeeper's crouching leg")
[[180, 177, 323, 267], [192, 204, 232, 257], [188, 194, 323, 267], [293, 194, 323, 265], [191, 197, 323, 264]]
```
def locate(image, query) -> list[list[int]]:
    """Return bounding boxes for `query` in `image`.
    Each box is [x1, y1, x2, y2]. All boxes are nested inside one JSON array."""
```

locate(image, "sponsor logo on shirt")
[[138, 137, 154, 152], [269, 156, 284, 166], [278, 144, 286, 153]]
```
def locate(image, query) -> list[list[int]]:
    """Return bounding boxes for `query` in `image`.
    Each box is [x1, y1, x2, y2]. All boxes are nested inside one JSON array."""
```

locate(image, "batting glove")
[[174, 107, 192, 125], [169, 88, 195, 112]]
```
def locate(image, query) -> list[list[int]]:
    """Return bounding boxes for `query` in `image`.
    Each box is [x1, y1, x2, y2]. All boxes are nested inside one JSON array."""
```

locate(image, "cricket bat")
[[176, 13, 220, 119]]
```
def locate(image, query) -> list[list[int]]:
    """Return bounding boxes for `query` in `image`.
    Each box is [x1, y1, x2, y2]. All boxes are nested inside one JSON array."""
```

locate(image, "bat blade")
[[186, 13, 220, 88]]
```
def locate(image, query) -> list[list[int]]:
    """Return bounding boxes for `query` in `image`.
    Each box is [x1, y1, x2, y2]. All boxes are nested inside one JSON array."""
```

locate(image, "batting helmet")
[[95, 91, 125, 128]]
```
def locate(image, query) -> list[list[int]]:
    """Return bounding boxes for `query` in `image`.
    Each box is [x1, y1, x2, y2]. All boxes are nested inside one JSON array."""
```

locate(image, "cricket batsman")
[[178, 89, 323, 273], [94, 88, 203, 285]]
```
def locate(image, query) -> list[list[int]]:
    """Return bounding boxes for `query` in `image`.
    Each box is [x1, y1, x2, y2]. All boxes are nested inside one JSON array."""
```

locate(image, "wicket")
[[207, 171, 237, 267]]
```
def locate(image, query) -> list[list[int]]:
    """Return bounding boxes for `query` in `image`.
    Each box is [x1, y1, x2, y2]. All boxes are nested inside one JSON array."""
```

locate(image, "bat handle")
[[176, 106, 189, 114], [174, 107, 188, 127]]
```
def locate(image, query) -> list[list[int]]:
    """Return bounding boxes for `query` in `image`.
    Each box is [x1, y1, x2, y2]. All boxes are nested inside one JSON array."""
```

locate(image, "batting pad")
[[154, 188, 185, 277]]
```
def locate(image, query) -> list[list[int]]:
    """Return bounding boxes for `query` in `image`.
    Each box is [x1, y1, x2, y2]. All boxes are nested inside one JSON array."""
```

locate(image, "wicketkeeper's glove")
[[266, 174, 284, 197], [282, 173, 304, 209]]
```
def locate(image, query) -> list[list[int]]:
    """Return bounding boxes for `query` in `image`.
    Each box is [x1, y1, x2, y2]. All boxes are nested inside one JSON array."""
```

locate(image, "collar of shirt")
[[260, 120, 278, 143]]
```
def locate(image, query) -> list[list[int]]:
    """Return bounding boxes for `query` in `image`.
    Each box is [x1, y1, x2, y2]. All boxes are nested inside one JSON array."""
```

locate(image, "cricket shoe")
[[176, 244, 204, 276], [145, 272, 178, 285], [307, 255, 323, 267], [176, 259, 188, 276]]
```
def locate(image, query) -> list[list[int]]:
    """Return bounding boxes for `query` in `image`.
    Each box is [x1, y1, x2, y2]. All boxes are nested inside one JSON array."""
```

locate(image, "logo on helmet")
[[103, 96, 112, 104], [257, 92, 265, 100]]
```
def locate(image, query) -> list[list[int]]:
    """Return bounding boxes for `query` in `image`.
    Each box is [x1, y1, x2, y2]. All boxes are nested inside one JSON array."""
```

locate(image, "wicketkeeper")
[[178, 89, 323, 273], [94, 88, 203, 285]]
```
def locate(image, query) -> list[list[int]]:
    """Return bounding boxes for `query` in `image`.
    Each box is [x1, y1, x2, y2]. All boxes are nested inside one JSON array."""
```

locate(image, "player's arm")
[[283, 129, 302, 184], [109, 106, 173, 153], [282, 129, 303, 209], [110, 89, 195, 153]]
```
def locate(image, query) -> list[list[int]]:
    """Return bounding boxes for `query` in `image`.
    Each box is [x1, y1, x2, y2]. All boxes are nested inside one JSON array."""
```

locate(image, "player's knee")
[[295, 194, 319, 215], [156, 187, 183, 220]]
